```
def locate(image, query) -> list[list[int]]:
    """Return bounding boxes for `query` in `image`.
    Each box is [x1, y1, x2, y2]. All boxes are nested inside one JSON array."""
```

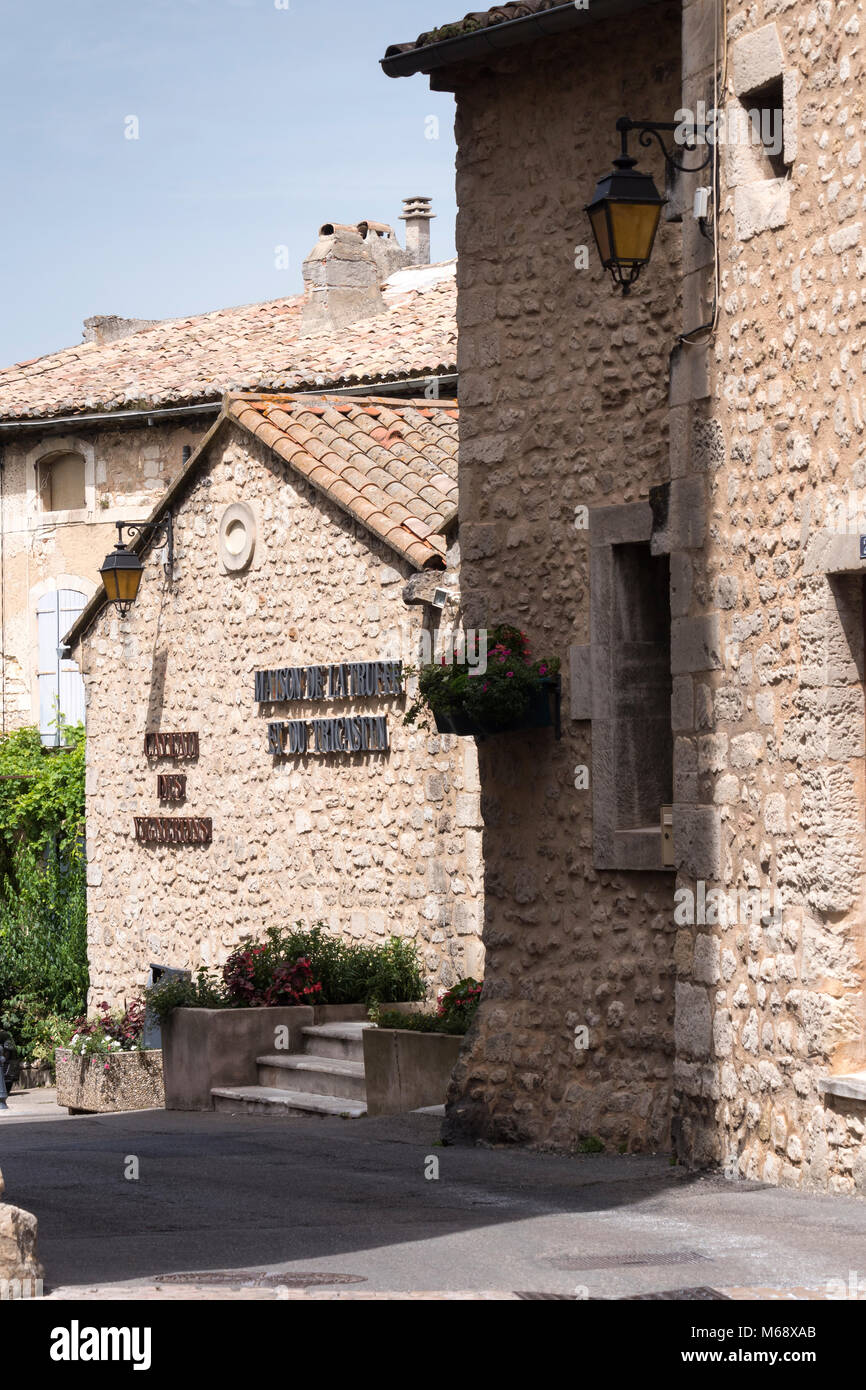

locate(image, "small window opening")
[[740, 76, 786, 179], [38, 452, 86, 512]]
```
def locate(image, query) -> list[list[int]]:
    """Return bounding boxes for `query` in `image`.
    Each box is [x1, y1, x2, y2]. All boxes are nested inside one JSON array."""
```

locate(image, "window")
[[37, 590, 86, 746], [37, 452, 86, 512], [739, 77, 787, 181], [579, 500, 674, 871], [611, 542, 673, 829]]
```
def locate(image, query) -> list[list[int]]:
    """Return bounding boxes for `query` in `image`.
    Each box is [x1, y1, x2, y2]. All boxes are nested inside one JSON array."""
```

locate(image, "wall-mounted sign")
[[134, 817, 212, 846], [158, 774, 187, 802], [255, 661, 403, 703], [267, 715, 389, 757], [145, 732, 200, 759], [256, 659, 402, 759]]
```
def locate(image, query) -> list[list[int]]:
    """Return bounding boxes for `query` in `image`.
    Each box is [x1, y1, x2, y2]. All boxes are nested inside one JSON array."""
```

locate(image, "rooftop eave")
[[381, 0, 659, 79]]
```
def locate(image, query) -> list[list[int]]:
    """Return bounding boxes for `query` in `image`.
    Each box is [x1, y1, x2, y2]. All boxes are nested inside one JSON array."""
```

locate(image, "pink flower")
[[539, 665, 548, 675], [506, 671, 514, 677]]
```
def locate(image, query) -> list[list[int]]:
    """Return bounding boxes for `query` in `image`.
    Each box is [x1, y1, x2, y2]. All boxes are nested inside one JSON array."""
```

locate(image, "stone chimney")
[[301, 223, 385, 332], [356, 220, 412, 280], [83, 314, 160, 345], [400, 197, 434, 266], [300, 201, 434, 332]]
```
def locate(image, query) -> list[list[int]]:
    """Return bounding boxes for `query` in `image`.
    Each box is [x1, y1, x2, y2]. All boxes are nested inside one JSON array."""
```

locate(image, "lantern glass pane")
[[115, 566, 142, 603], [588, 204, 612, 266], [100, 566, 121, 602], [608, 200, 662, 265]]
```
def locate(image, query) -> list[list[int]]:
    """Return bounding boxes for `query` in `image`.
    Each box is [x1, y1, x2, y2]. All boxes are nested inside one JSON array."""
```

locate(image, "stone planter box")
[[17, 1064, 53, 1090], [161, 1006, 316, 1111], [363, 1027, 463, 1116], [54, 1049, 165, 1115], [161, 1002, 427, 1111]]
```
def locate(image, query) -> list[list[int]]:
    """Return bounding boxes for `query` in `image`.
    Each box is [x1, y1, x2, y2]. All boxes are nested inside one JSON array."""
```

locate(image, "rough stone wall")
[[443, 11, 684, 1152], [0, 418, 208, 729], [673, 0, 866, 1192], [79, 421, 482, 1007]]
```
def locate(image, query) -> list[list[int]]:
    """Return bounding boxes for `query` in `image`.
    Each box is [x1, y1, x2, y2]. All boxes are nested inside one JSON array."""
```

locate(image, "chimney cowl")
[[400, 196, 434, 266]]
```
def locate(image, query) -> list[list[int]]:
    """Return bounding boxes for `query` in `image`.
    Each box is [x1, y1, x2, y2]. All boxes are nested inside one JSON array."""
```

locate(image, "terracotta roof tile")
[[226, 392, 456, 569], [384, 2, 564, 59], [0, 275, 457, 422]]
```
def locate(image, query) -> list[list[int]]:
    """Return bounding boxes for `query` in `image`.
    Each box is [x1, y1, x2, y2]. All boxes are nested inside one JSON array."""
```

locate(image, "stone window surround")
[[727, 23, 798, 243], [802, 529, 866, 1102], [25, 437, 96, 528], [571, 499, 674, 873]]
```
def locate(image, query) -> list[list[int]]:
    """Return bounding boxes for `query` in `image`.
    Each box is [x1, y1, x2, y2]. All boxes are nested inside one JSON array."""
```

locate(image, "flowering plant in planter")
[[405, 624, 559, 735], [437, 977, 482, 1031], [68, 999, 146, 1070], [222, 947, 323, 1008]]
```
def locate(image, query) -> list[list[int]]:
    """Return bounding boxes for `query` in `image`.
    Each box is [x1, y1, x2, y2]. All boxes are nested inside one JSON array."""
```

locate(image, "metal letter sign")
[[144, 732, 200, 760], [860, 535, 866, 560], [255, 658, 402, 757], [157, 774, 187, 802], [134, 817, 212, 846]]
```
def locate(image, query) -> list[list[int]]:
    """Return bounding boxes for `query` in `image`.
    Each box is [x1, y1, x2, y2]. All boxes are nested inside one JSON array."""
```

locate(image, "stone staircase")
[[211, 1022, 373, 1117]]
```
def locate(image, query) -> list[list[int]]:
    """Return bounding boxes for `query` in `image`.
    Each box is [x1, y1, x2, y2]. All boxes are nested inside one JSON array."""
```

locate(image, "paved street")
[[3, 1093, 866, 1300]]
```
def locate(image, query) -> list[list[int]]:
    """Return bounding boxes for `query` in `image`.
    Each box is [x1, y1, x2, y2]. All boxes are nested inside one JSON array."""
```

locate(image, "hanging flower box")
[[432, 675, 560, 738], [406, 624, 561, 739]]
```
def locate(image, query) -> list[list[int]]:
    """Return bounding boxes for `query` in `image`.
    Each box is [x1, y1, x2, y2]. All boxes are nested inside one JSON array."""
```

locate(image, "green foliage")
[[375, 1011, 464, 1034], [405, 624, 559, 732], [577, 1136, 605, 1154], [147, 966, 229, 1023], [247, 924, 424, 1007], [0, 726, 85, 876], [437, 977, 482, 1032], [0, 726, 88, 1062], [0, 994, 76, 1070], [0, 845, 88, 1019], [68, 1000, 145, 1056], [148, 923, 426, 1018], [375, 979, 482, 1037]]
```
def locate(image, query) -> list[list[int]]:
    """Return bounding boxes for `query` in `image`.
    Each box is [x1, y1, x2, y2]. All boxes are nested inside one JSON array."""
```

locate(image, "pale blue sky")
[[0, 0, 456, 366]]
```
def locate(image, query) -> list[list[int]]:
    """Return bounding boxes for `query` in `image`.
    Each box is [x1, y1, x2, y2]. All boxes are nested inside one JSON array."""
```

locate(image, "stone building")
[[384, 0, 866, 1192], [66, 391, 483, 1008], [0, 201, 455, 746]]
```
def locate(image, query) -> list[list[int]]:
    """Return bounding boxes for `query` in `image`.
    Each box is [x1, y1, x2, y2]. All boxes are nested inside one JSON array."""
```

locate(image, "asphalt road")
[[2, 1100, 866, 1298]]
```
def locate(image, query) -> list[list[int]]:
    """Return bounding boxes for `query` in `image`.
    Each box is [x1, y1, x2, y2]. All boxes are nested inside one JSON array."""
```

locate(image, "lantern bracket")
[[616, 116, 712, 175], [113, 514, 174, 583]]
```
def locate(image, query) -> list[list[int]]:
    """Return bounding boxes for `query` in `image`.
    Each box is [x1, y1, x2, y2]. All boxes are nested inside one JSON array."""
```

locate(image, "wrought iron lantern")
[[586, 116, 710, 294], [100, 516, 173, 616]]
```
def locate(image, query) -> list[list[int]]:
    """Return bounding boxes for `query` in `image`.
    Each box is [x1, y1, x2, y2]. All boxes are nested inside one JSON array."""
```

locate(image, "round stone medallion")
[[218, 502, 256, 572]]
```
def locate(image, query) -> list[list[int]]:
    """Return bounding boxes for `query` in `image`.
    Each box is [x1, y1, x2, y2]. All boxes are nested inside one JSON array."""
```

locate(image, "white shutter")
[[36, 590, 86, 746], [58, 590, 86, 732]]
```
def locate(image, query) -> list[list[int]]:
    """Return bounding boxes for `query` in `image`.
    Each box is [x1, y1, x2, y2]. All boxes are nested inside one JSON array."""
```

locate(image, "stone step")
[[211, 1086, 367, 1118], [301, 1022, 373, 1062], [256, 1054, 367, 1101]]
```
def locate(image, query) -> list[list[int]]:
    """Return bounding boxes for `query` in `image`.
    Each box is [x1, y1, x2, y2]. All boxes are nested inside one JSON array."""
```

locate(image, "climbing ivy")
[[0, 726, 88, 1061], [0, 725, 85, 878]]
